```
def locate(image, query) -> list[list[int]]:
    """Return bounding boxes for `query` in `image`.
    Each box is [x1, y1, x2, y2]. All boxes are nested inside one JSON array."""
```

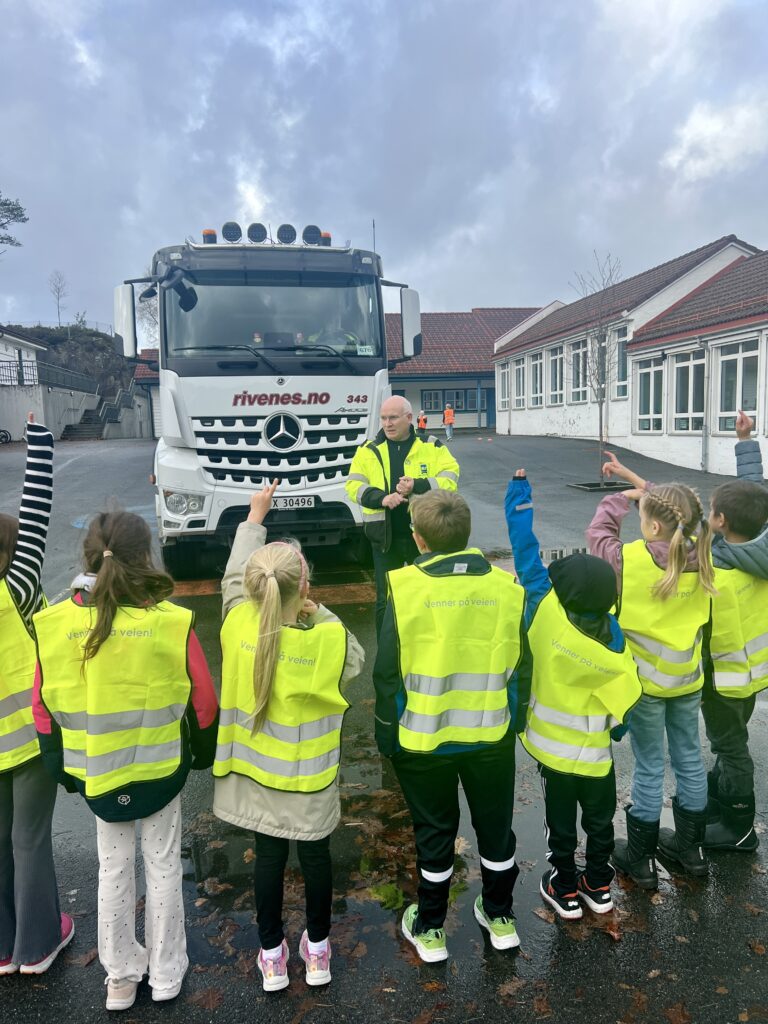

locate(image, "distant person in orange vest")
[[442, 403, 455, 441], [416, 410, 428, 441]]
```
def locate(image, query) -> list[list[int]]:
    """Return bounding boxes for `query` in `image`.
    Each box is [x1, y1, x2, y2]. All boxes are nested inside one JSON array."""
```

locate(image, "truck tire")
[[162, 541, 204, 581]]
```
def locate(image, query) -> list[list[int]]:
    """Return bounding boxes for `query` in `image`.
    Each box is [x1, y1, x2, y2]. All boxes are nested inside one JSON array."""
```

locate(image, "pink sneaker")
[[257, 940, 289, 992], [19, 914, 75, 975], [0, 955, 19, 976], [298, 930, 332, 986]]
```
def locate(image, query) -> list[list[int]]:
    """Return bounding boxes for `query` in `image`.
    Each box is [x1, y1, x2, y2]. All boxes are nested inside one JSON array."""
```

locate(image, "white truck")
[[114, 222, 421, 575]]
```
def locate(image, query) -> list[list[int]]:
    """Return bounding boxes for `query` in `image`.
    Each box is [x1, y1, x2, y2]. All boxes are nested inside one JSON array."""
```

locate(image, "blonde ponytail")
[[641, 484, 717, 600], [242, 542, 308, 733]]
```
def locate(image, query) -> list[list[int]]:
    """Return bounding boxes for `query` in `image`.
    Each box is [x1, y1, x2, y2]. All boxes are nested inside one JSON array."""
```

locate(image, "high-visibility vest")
[[522, 590, 642, 777], [619, 540, 711, 699], [0, 579, 40, 772], [387, 551, 524, 752], [34, 599, 193, 797], [443, 407, 455, 425], [214, 602, 349, 792], [709, 565, 768, 699], [417, 415, 427, 430]]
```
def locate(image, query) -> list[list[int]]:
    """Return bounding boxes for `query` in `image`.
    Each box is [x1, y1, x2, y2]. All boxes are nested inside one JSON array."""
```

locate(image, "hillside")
[[7, 324, 134, 392]]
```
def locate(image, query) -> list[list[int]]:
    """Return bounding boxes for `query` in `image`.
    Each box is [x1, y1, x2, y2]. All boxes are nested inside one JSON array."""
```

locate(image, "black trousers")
[[372, 533, 420, 636], [539, 764, 616, 891], [253, 832, 332, 949], [701, 677, 756, 798], [392, 734, 518, 931]]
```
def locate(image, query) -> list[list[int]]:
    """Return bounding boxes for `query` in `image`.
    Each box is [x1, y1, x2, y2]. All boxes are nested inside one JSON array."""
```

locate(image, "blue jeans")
[[628, 692, 707, 822]]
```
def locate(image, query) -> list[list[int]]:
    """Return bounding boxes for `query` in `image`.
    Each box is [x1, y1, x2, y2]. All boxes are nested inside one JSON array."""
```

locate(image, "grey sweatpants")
[[0, 756, 61, 964]]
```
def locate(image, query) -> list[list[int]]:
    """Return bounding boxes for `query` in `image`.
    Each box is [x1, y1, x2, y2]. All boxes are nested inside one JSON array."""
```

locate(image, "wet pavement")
[[1, 434, 767, 1023]]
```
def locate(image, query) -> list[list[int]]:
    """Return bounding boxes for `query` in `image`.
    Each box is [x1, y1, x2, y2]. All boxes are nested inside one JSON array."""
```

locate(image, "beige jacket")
[[212, 521, 365, 840]]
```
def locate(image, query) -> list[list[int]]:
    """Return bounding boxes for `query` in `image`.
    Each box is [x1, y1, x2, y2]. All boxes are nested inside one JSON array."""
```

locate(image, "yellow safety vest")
[[34, 599, 193, 797], [345, 434, 460, 536], [619, 540, 711, 699], [522, 591, 642, 777], [214, 603, 348, 792], [710, 565, 768, 699], [0, 579, 40, 772], [387, 550, 524, 753]]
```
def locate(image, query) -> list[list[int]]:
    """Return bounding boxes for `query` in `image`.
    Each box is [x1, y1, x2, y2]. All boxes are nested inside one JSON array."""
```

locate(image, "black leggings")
[[253, 831, 332, 949]]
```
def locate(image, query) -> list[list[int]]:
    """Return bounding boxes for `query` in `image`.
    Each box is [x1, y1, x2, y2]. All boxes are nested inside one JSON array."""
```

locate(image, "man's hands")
[[247, 478, 278, 524], [396, 476, 414, 496], [382, 491, 408, 509], [736, 409, 754, 441], [602, 451, 647, 491]]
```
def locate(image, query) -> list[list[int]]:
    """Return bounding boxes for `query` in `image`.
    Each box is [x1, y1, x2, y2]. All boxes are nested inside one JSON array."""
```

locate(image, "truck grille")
[[191, 413, 369, 488]]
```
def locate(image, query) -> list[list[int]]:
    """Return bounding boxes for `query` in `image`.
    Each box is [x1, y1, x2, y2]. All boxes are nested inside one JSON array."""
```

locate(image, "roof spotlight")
[[247, 222, 268, 243], [221, 221, 242, 242], [302, 224, 322, 246], [202, 228, 217, 244], [277, 223, 297, 244]]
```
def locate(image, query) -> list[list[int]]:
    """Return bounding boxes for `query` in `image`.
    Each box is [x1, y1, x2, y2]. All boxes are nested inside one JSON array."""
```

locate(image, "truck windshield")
[[164, 271, 383, 359]]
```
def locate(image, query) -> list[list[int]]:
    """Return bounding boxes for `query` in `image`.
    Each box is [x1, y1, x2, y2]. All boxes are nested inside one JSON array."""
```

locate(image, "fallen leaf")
[[663, 1002, 692, 1024], [242, 847, 255, 864], [186, 987, 224, 1010], [648, 969, 662, 979], [454, 835, 471, 856], [674, 935, 690, 944], [716, 986, 729, 995], [749, 939, 766, 956], [738, 1014, 749, 1022], [532, 906, 555, 924], [69, 947, 98, 967], [350, 941, 368, 959], [687, 909, 699, 923], [203, 878, 233, 896], [194, 898, 208, 908], [745, 903, 764, 916], [533, 994, 553, 1018], [423, 980, 446, 992], [204, 840, 227, 851], [498, 978, 526, 999]]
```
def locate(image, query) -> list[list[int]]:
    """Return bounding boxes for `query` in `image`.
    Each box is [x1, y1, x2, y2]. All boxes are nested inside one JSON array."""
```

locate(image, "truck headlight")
[[163, 491, 205, 516]]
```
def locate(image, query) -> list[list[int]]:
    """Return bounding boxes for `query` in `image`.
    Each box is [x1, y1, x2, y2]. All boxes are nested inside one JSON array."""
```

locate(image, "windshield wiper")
[[172, 345, 278, 372], [293, 344, 356, 373]]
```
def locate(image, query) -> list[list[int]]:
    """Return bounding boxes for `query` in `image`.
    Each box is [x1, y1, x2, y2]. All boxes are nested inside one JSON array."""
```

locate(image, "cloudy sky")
[[1, 0, 767, 329]]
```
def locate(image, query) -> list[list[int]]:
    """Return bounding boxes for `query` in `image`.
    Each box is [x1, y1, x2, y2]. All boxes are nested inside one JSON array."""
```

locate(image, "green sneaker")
[[473, 895, 520, 950], [401, 904, 448, 962]]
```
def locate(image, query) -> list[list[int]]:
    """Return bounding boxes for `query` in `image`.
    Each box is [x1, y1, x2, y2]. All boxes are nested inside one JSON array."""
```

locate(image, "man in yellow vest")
[[346, 396, 460, 635], [506, 470, 642, 918], [703, 411, 768, 851], [373, 491, 529, 961]]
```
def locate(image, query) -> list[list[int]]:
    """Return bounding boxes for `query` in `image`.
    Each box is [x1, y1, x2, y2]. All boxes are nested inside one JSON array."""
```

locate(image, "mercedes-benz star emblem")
[[264, 413, 302, 452]]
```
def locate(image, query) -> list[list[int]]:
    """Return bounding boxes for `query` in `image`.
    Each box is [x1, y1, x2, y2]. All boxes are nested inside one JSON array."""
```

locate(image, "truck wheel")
[[162, 542, 203, 581]]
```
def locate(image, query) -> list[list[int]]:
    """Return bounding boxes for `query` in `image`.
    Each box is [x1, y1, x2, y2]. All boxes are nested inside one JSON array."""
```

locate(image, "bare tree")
[[136, 269, 159, 346], [570, 252, 623, 482], [49, 269, 68, 327]]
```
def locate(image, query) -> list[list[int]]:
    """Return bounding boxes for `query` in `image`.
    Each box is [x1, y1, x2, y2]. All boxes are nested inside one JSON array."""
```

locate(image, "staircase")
[[61, 380, 138, 441]]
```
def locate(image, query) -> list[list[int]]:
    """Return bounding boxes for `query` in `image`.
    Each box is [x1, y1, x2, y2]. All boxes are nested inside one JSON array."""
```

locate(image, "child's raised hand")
[[247, 478, 278, 524], [514, 468, 526, 478], [298, 598, 318, 620], [602, 451, 647, 491], [735, 409, 754, 440], [27, 411, 35, 424], [623, 487, 644, 504]]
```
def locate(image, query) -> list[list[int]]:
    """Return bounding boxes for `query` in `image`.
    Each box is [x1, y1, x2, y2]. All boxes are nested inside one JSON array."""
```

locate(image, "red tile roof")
[[386, 308, 538, 376], [493, 235, 758, 358], [134, 348, 159, 382], [631, 251, 768, 346]]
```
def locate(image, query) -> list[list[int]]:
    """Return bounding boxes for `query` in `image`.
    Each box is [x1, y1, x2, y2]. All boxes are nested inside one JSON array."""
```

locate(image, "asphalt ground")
[[0, 433, 766, 1024]]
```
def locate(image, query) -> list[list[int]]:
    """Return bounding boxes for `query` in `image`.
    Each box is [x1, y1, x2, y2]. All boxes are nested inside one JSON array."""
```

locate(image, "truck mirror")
[[400, 288, 422, 358], [114, 284, 137, 358]]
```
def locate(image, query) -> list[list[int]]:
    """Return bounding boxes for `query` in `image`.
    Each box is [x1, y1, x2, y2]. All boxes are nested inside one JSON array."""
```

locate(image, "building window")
[[570, 340, 587, 403], [514, 358, 526, 409], [547, 346, 563, 405], [673, 350, 705, 431], [615, 327, 628, 398], [637, 357, 664, 432], [498, 365, 509, 410], [718, 340, 758, 431], [444, 389, 465, 411], [422, 390, 442, 412], [529, 352, 543, 407]]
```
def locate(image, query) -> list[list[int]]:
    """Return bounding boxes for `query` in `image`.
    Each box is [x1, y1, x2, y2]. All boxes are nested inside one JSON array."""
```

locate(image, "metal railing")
[[0, 360, 39, 385], [38, 361, 98, 394]]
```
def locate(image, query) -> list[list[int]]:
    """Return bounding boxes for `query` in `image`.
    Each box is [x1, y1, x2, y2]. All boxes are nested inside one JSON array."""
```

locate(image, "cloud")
[[662, 91, 768, 184]]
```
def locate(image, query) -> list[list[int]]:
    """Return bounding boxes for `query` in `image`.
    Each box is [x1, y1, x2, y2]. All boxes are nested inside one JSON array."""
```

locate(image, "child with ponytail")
[[33, 510, 218, 1011], [213, 481, 364, 992], [587, 453, 716, 888]]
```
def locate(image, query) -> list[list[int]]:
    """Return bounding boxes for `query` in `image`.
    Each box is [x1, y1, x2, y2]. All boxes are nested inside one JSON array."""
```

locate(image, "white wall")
[[42, 388, 100, 437], [391, 377, 494, 430], [0, 386, 46, 438]]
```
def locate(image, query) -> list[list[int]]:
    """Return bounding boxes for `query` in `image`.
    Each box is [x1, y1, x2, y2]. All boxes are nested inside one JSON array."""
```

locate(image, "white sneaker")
[[106, 979, 138, 1011], [151, 975, 185, 1002]]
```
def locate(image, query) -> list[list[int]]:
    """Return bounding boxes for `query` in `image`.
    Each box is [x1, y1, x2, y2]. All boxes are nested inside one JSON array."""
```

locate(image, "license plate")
[[273, 496, 316, 510]]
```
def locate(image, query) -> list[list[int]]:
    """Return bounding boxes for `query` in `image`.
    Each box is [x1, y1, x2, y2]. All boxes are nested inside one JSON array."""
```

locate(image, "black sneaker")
[[576, 873, 614, 914], [539, 869, 582, 920]]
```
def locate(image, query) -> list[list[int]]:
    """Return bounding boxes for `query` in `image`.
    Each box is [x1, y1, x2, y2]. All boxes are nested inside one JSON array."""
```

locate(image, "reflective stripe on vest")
[[0, 579, 40, 772], [34, 599, 192, 797], [710, 566, 768, 698], [521, 590, 642, 778], [387, 553, 524, 753], [619, 540, 710, 699], [214, 602, 348, 793]]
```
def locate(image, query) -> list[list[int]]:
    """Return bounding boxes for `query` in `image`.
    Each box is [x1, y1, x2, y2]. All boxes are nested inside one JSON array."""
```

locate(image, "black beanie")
[[548, 552, 618, 615]]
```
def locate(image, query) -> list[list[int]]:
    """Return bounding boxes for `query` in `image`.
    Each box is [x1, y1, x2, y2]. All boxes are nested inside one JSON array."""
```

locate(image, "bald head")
[[380, 395, 413, 441]]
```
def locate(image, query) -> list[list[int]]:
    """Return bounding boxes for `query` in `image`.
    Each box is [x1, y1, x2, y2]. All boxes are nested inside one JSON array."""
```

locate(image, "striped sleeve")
[[6, 421, 54, 623]]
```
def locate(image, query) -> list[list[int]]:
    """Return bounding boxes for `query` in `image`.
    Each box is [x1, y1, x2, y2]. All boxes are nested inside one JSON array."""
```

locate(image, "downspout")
[[700, 339, 712, 475], [477, 378, 482, 428]]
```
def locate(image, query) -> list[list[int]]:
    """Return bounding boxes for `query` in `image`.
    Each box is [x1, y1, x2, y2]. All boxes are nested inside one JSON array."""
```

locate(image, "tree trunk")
[[597, 399, 604, 482]]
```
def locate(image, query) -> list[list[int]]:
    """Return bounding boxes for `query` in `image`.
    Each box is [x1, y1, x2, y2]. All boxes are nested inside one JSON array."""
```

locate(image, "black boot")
[[706, 770, 721, 824], [704, 793, 759, 852], [611, 808, 659, 890], [657, 798, 708, 876]]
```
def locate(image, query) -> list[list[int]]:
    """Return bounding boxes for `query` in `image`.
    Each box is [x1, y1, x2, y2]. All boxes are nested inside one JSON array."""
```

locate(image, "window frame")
[[635, 356, 665, 433], [547, 345, 564, 405], [569, 339, 588, 404], [514, 357, 526, 409], [498, 364, 510, 410], [671, 349, 705, 433], [421, 389, 443, 413], [529, 352, 544, 408], [614, 326, 628, 399], [716, 339, 759, 433]]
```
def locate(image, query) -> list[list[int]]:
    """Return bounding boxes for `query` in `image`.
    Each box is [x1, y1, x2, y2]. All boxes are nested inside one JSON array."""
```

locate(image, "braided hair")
[[640, 483, 716, 600]]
